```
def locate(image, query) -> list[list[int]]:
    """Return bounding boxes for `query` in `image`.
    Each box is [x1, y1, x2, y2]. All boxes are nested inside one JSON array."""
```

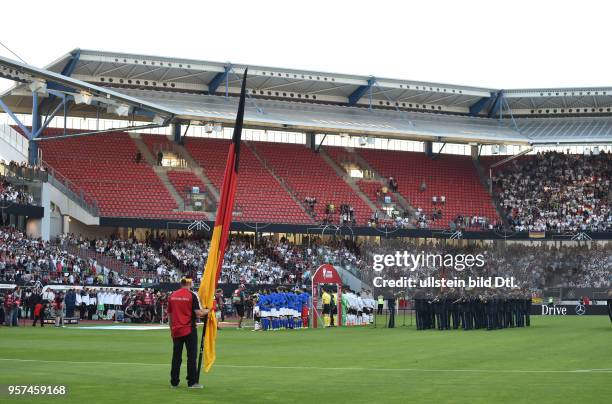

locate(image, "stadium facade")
[[0, 49, 611, 241]]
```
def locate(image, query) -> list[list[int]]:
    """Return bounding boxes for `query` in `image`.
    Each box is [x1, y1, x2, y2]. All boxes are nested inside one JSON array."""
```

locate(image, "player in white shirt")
[[42, 289, 55, 302], [80, 291, 90, 320], [114, 290, 123, 308]]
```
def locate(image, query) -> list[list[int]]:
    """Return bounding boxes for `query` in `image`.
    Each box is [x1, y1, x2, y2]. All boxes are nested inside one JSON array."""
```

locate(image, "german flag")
[[197, 68, 247, 373]]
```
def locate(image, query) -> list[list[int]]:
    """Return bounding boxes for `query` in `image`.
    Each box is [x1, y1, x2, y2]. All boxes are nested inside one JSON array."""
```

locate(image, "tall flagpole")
[[196, 67, 248, 381], [197, 314, 208, 380]]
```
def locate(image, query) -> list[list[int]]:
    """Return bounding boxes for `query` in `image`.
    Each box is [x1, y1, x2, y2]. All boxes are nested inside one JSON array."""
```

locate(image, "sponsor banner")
[[533, 304, 608, 316], [43, 317, 79, 324]]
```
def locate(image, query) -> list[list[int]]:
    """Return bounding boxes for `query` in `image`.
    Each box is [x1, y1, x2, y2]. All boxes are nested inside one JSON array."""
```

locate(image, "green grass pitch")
[[0, 316, 610, 403]]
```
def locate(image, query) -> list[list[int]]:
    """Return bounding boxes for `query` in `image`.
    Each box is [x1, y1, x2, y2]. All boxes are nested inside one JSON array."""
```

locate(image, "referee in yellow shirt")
[[321, 289, 331, 327]]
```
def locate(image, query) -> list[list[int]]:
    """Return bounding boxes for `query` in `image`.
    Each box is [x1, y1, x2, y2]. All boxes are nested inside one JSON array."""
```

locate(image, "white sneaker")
[[188, 384, 204, 389]]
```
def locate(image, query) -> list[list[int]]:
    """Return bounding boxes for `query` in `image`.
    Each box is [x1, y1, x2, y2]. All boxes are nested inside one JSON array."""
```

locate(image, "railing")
[[41, 160, 100, 217], [0, 123, 28, 157], [1, 162, 48, 183]]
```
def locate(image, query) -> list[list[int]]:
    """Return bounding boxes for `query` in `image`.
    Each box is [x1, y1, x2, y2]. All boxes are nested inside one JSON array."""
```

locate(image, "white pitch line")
[[0, 358, 610, 374]]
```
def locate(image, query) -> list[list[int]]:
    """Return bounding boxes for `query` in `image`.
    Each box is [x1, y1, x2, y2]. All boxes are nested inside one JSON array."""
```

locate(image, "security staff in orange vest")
[[167, 278, 208, 389]]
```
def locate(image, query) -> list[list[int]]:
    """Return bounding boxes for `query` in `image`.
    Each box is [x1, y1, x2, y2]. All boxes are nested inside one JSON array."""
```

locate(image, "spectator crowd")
[[493, 151, 611, 232], [1, 175, 33, 205]]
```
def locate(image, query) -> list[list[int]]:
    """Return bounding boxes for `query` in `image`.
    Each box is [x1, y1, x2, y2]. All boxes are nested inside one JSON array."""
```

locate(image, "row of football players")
[[253, 289, 311, 331], [342, 290, 376, 326]]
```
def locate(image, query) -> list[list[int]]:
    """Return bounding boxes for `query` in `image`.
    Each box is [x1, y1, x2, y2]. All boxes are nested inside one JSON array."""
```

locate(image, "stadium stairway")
[[170, 140, 221, 202], [133, 133, 219, 218], [323, 146, 416, 227], [318, 148, 379, 214], [184, 137, 312, 224], [244, 141, 315, 221], [252, 142, 374, 225], [152, 166, 185, 210], [130, 134, 185, 211]]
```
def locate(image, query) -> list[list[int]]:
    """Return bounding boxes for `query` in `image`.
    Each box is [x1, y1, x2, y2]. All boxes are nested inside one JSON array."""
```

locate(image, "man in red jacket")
[[33, 302, 45, 327], [167, 278, 208, 389]]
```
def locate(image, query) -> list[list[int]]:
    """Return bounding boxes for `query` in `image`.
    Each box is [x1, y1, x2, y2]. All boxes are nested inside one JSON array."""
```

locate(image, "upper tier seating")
[[28, 126, 500, 228], [357, 148, 499, 228], [39, 129, 180, 218], [325, 146, 398, 211], [140, 133, 173, 156], [254, 143, 373, 225], [167, 170, 207, 197], [184, 138, 312, 224]]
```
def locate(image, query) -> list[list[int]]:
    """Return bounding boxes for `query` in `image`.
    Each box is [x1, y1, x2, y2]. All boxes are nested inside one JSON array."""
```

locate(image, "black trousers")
[[33, 314, 45, 327], [170, 329, 198, 386]]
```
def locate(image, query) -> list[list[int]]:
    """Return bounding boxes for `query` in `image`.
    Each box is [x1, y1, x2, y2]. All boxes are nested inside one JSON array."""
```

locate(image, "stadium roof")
[[1, 49, 612, 145]]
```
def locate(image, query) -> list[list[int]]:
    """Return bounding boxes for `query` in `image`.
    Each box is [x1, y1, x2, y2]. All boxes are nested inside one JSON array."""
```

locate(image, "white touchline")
[[0, 358, 610, 373]]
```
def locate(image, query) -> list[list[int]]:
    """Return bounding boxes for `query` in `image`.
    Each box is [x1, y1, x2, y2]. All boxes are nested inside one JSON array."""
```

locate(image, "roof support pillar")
[[305, 132, 316, 151], [424, 140, 433, 157], [470, 144, 479, 160], [468, 93, 493, 116], [29, 91, 41, 165], [173, 123, 182, 144], [208, 64, 232, 96], [0, 97, 31, 138], [488, 90, 505, 118], [46, 50, 81, 93], [348, 77, 376, 107]]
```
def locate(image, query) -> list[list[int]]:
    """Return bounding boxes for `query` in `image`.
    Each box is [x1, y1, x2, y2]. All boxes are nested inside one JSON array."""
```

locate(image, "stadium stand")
[[356, 148, 499, 229], [166, 170, 207, 198], [324, 146, 412, 225], [8, 124, 609, 233], [489, 151, 612, 232], [253, 142, 373, 225], [2, 227, 609, 293], [139, 133, 173, 159], [36, 129, 180, 218], [184, 137, 312, 224], [1, 172, 33, 205]]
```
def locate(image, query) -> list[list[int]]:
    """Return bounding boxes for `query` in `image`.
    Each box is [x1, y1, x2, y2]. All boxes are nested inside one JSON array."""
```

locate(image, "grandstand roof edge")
[[60, 49, 612, 95], [0, 53, 177, 118], [63, 49, 496, 93]]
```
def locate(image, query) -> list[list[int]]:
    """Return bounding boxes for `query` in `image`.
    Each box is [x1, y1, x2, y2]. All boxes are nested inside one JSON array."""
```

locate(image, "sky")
[[1, 0, 611, 93]]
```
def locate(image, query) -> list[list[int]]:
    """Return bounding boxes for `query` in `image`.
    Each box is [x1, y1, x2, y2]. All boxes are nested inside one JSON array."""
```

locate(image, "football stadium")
[[0, 3, 611, 403]]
